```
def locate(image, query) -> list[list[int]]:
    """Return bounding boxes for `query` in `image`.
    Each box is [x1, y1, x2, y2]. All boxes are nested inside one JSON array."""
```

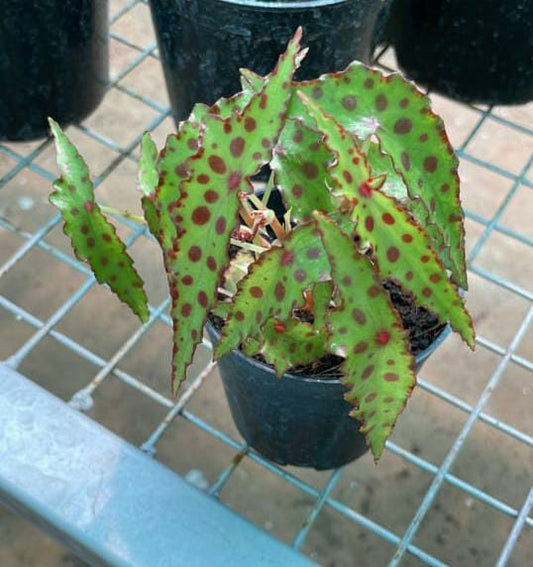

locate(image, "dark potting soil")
[[209, 279, 445, 378]]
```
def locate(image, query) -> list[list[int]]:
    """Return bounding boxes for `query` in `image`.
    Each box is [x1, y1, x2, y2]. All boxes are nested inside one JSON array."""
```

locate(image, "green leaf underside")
[[315, 213, 415, 460], [272, 118, 335, 223], [138, 133, 161, 242], [216, 223, 331, 358], [301, 96, 475, 348], [241, 63, 467, 289], [165, 30, 304, 394], [48, 119, 149, 323]]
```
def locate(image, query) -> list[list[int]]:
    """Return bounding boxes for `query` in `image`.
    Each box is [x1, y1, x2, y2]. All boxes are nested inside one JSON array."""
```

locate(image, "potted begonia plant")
[[47, 29, 474, 469]]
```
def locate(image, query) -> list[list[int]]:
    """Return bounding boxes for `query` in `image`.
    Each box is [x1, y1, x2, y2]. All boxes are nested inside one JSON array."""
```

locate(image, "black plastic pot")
[[0, 0, 109, 141], [207, 321, 451, 470], [387, 0, 533, 105], [148, 0, 392, 122]]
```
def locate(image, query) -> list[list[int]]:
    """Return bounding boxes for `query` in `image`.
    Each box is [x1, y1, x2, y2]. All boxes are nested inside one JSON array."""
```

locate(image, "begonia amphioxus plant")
[[48, 29, 474, 459]]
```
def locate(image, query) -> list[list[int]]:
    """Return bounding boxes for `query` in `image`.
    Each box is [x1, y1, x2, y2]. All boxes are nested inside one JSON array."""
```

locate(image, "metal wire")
[[1, 2, 531, 564]]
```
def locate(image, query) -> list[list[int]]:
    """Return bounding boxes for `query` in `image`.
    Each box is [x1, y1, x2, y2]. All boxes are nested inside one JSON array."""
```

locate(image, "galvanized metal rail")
[[1, 1, 531, 565]]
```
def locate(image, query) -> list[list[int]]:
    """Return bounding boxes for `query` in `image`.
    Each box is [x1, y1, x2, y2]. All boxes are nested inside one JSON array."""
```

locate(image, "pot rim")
[[211, 0, 356, 9], [206, 319, 452, 386]]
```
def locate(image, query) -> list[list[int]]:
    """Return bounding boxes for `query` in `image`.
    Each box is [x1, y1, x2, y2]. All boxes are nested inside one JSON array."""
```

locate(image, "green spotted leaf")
[[243, 317, 329, 377], [167, 29, 305, 394], [149, 120, 203, 252], [300, 95, 475, 348], [315, 213, 415, 460], [242, 63, 467, 288], [291, 64, 467, 288], [272, 119, 335, 223], [49, 118, 149, 323], [216, 223, 331, 358], [242, 280, 333, 376]]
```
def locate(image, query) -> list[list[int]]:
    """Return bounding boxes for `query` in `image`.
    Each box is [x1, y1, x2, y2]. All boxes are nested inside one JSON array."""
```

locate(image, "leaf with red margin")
[[48, 119, 149, 323], [147, 120, 203, 252], [166, 29, 305, 394], [243, 318, 329, 377], [291, 64, 467, 289], [315, 213, 415, 460], [216, 223, 331, 358], [242, 281, 333, 376], [300, 94, 475, 348], [271, 118, 335, 223]]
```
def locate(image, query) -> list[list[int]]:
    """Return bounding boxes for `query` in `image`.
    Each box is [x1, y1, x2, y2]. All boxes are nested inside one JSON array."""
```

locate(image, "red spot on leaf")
[[188, 246, 202, 262], [387, 247, 400, 262], [215, 216, 227, 234], [204, 190, 218, 203], [84, 201, 94, 213], [275, 282, 285, 301], [249, 286, 263, 298], [228, 172, 241, 192], [359, 182, 372, 197], [281, 251, 294, 266], [244, 117, 256, 132], [230, 137, 245, 158], [302, 162, 319, 180], [382, 213, 395, 225], [206, 256, 217, 272], [208, 155, 227, 174], [198, 174, 210, 185], [376, 331, 390, 345], [192, 206, 211, 225], [197, 291, 208, 307]]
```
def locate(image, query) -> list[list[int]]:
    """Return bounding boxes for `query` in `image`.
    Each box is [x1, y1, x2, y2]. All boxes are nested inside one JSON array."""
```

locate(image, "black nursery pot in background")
[[207, 322, 451, 470], [0, 0, 109, 141], [148, 0, 392, 122], [387, 0, 533, 105]]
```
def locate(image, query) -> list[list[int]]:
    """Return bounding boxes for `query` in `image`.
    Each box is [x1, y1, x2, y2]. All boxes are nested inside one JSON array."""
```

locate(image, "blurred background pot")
[[207, 321, 451, 470], [148, 0, 392, 123], [0, 0, 109, 141], [387, 0, 533, 105]]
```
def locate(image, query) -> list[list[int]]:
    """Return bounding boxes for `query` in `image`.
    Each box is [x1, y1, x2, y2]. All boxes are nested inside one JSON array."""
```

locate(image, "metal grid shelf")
[[0, 1, 531, 565]]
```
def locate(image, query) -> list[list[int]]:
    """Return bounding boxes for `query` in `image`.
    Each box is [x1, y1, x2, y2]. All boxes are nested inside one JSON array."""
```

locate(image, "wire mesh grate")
[[0, 1, 531, 565]]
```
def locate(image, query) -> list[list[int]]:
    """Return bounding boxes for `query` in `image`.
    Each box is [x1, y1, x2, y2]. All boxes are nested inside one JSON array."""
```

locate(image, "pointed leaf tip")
[[49, 122, 150, 323]]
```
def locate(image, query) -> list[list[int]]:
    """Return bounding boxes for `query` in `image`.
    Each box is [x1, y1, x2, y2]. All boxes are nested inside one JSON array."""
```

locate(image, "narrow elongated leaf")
[[148, 120, 203, 252], [315, 213, 414, 460], [216, 223, 330, 358], [49, 119, 149, 323], [167, 30, 304, 393], [291, 64, 467, 288], [271, 119, 335, 222], [300, 95, 475, 348]]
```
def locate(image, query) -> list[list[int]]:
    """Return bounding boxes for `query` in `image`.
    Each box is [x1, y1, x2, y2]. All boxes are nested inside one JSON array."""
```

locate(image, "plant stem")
[[99, 204, 146, 224]]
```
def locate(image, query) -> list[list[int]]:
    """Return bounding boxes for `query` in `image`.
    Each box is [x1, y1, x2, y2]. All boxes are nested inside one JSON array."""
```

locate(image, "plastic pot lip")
[[211, 0, 356, 9], [207, 319, 452, 386]]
